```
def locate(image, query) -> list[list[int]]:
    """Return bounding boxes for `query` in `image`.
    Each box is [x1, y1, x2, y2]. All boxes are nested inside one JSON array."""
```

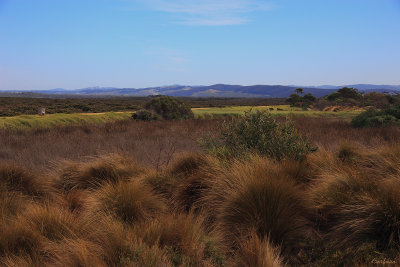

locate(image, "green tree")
[[287, 93, 303, 107], [326, 87, 362, 102], [295, 88, 304, 95]]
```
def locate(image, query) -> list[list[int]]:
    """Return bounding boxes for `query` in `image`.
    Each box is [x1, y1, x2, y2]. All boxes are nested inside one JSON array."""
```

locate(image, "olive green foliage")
[[326, 87, 362, 102], [132, 110, 159, 121], [363, 92, 392, 109], [351, 105, 400, 127], [201, 110, 316, 161], [144, 96, 194, 120], [287, 92, 316, 108]]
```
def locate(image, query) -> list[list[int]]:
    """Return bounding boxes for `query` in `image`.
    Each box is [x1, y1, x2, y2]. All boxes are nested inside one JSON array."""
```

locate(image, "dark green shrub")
[[201, 111, 316, 161], [132, 110, 159, 121], [326, 87, 362, 102], [351, 105, 400, 127], [351, 108, 379, 127], [365, 115, 397, 127], [286, 93, 303, 107], [144, 96, 193, 120]]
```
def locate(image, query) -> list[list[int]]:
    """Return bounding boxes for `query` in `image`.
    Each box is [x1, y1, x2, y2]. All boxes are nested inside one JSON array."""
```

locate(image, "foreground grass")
[[2, 144, 400, 266], [193, 105, 362, 119], [0, 112, 131, 130]]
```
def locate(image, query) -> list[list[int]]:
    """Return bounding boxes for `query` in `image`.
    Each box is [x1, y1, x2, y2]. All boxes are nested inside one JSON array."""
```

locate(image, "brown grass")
[[1, 117, 400, 266], [230, 232, 285, 267], [89, 179, 167, 224], [55, 154, 145, 191], [206, 157, 312, 257]]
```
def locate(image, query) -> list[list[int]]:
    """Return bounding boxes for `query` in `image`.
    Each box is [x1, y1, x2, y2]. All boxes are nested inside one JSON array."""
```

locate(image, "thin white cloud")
[[132, 0, 270, 26], [147, 47, 188, 72]]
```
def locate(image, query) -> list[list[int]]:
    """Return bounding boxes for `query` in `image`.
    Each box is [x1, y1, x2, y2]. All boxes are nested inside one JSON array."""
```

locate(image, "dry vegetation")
[[1, 116, 400, 266]]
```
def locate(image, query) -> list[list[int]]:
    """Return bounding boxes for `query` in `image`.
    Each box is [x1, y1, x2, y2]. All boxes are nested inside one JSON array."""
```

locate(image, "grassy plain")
[[0, 112, 131, 130], [193, 105, 362, 119], [0, 105, 363, 130]]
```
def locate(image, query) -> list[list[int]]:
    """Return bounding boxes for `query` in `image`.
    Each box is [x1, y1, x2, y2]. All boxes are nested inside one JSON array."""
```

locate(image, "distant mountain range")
[[2, 84, 400, 98]]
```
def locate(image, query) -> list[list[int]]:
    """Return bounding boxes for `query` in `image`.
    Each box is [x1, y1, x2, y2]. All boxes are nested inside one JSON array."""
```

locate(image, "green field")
[[0, 105, 362, 130], [0, 112, 131, 130], [192, 105, 362, 119]]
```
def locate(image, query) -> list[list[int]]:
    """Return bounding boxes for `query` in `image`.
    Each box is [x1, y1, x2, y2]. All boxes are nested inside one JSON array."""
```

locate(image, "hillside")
[[1, 84, 399, 98]]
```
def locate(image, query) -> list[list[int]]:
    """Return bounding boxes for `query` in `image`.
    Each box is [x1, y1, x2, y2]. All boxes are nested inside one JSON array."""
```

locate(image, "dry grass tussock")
[[55, 153, 145, 191], [1, 118, 400, 265], [88, 179, 167, 224], [204, 156, 313, 258], [230, 232, 285, 267]]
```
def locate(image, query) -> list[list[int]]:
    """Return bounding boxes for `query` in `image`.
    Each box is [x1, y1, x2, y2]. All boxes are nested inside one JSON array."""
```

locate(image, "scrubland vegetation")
[[1, 105, 400, 266], [0, 96, 285, 117], [1, 92, 400, 266]]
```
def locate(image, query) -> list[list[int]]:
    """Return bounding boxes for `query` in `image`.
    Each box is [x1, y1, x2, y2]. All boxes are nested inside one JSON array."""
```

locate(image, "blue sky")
[[0, 0, 399, 90]]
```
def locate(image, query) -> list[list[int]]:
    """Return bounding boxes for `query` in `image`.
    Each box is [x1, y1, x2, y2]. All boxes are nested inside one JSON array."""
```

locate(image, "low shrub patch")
[[351, 105, 400, 127], [200, 110, 316, 161]]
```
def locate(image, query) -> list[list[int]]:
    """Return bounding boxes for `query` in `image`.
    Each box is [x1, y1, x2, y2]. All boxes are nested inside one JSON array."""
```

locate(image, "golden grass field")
[[0, 105, 362, 130], [192, 105, 363, 119]]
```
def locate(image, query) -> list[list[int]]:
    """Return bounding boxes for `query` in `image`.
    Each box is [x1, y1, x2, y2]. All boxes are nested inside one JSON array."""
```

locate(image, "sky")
[[0, 0, 399, 90]]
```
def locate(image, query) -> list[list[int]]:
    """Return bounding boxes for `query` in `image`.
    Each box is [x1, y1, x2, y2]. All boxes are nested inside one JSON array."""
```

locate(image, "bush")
[[351, 105, 400, 127], [144, 96, 194, 120], [363, 92, 391, 108], [201, 111, 316, 161], [131, 110, 159, 121]]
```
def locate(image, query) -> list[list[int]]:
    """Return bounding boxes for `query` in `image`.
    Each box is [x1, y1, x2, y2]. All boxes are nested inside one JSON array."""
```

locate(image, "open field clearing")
[[0, 105, 363, 130], [193, 105, 363, 119], [0, 112, 131, 130]]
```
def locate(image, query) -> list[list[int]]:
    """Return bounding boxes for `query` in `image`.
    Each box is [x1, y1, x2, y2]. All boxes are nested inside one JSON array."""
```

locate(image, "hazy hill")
[[1, 84, 399, 98]]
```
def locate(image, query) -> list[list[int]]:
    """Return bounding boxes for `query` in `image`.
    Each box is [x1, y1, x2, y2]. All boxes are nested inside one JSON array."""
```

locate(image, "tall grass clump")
[[81, 214, 172, 266], [20, 204, 78, 241], [309, 167, 378, 225], [201, 111, 316, 161], [44, 238, 106, 267], [329, 178, 400, 251], [0, 222, 42, 264], [90, 180, 167, 224], [168, 153, 220, 212], [230, 232, 285, 267], [134, 212, 225, 266], [206, 157, 311, 256], [56, 154, 144, 191], [0, 163, 49, 197]]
